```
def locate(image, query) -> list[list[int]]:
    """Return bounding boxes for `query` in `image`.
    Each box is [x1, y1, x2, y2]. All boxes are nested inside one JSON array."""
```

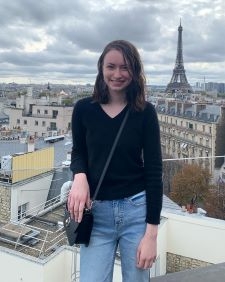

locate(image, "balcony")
[[0, 143, 225, 281], [23, 113, 57, 119], [159, 120, 212, 138]]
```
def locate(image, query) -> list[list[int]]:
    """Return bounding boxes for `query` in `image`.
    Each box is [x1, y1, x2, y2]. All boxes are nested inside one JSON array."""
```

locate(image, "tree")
[[170, 163, 212, 207], [163, 156, 182, 196], [205, 182, 225, 220], [62, 97, 74, 106]]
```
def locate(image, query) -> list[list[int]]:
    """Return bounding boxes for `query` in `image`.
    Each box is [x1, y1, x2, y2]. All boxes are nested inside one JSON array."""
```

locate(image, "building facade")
[[0, 147, 54, 222], [3, 88, 74, 138], [153, 98, 225, 177]]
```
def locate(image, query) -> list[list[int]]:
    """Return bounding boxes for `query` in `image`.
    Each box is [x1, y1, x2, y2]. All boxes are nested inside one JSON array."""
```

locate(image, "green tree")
[[62, 98, 74, 106]]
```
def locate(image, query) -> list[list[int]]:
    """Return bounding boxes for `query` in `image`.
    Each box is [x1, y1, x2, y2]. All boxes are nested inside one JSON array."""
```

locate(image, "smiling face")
[[102, 49, 132, 97]]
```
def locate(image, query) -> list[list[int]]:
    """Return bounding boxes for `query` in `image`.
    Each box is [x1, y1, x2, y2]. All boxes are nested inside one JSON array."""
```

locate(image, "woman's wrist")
[[145, 224, 158, 240], [73, 173, 87, 180]]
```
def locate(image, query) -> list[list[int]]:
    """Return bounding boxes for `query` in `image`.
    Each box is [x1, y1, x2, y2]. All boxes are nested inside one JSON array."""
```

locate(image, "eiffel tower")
[[166, 21, 193, 94]]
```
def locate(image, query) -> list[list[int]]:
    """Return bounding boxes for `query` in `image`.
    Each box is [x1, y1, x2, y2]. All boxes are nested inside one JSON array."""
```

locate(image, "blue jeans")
[[80, 191, 150, 282]]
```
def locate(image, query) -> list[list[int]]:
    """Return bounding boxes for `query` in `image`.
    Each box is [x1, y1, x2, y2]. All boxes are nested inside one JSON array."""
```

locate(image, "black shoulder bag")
[[64, 108, 129, 247]]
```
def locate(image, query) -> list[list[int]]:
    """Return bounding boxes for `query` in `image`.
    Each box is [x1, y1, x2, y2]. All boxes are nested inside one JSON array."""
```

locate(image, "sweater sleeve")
[[70, 99, 88, 177], [143, 103, 163, 225]]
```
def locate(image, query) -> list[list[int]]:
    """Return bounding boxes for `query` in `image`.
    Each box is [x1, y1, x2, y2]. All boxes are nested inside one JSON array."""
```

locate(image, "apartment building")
[[3, 87, 74, 138], [0, 147, 54, 222], [0, 98, 9, 128], [153, 98, 225, 177]]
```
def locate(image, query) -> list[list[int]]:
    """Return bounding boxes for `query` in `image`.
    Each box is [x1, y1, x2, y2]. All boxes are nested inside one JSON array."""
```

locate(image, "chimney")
[[181, 102, 193, 115]]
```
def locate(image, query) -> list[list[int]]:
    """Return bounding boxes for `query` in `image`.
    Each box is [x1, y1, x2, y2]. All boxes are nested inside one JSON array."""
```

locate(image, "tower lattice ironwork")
[[166, 21, 193, 94]]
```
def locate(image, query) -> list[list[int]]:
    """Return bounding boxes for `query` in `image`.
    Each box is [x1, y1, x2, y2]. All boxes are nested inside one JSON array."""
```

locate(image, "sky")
[[0, 0, 224, 86]]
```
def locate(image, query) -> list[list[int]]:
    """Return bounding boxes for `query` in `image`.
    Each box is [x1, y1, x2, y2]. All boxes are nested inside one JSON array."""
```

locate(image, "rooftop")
[[0, 200, 67, 258], [0, 191, 181, 259], [1, 192, 225, 281], [152, 262, 225, 282], [0, 139, 225, 281]]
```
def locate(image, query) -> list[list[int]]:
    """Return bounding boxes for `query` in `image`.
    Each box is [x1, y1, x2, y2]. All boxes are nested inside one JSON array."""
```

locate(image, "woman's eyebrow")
[[105, 62, 129, 66]]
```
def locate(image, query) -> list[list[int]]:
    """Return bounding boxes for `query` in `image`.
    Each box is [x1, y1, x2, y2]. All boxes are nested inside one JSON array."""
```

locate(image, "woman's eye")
[[107, 65, 114, 69]]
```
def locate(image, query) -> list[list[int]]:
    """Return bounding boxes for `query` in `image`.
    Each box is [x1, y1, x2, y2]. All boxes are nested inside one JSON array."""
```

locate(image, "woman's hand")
[[67, 173, 91, 223], [136, 224, 158, 269]]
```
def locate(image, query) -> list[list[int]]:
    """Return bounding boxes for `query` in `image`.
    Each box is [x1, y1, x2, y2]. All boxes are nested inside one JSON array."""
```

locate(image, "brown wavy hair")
[[92, 40, 146, 111]]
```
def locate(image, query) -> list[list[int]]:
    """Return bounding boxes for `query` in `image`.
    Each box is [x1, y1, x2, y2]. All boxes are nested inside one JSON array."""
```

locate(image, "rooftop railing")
[[0, 155, 225, 281]]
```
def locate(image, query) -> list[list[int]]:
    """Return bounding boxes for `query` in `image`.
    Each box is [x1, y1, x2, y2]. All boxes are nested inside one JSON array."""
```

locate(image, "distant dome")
[[59, 90, 68, 96]]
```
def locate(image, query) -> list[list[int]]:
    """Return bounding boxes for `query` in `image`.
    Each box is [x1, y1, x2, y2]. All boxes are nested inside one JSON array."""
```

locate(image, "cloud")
[[0, 0, 224, 85]]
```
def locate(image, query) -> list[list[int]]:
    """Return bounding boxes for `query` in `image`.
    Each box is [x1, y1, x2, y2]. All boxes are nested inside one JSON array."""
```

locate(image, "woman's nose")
[[113, 67, 122, 77]]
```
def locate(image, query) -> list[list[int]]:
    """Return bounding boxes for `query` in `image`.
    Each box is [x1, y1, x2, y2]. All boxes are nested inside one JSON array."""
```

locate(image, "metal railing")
[[0, 155, 225, 259]]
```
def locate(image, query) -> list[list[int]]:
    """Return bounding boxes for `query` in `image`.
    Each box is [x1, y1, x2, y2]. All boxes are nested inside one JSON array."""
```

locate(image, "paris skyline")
[[0, 0, 224, 86]]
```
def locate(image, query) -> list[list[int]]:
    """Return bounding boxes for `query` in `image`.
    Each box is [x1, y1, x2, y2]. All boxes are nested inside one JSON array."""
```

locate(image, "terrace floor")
[[151, 262, 225, 282]]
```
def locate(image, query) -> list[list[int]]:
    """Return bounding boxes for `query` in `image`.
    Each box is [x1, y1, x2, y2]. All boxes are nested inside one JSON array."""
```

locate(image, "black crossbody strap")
[[92, 108, 130, 201]]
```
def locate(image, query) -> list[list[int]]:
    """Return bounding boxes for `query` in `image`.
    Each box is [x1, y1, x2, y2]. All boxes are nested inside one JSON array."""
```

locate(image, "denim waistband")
[[129, 190, 146, 201]]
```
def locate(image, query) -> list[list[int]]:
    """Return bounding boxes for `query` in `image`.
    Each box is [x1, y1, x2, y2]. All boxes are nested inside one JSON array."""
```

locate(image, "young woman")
[[68, 40, 163, 282]]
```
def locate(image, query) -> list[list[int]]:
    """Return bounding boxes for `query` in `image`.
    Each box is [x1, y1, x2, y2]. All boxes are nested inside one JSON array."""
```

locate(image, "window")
[[202, 125, 205, 132], [50, 122, 57, 130], [18, 203, 28, 220], [24, 120, 27, 125], [42, 121, 46, 127], [17, 119, 20, 124], [44, 110, 48, 115], [209, 126, 212, 134], [52, 110, 58, 118], [37, 109, 40, 114], [181, 143, 188, 149], [35, 120, 38, 126]]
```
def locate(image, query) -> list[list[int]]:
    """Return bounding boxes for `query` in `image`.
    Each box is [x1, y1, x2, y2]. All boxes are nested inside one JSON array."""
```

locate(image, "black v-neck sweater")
[[70, 97, 163, 224]]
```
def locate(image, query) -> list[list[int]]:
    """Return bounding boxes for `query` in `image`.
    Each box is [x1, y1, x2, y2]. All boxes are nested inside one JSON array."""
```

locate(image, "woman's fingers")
[[76, 202, 85, 223], [67, 176, 90, 222]]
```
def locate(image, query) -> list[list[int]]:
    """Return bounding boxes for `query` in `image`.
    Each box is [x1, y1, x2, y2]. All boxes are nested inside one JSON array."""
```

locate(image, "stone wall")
[[0, 185, 11, 222], [167, 252, 212, 273]]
